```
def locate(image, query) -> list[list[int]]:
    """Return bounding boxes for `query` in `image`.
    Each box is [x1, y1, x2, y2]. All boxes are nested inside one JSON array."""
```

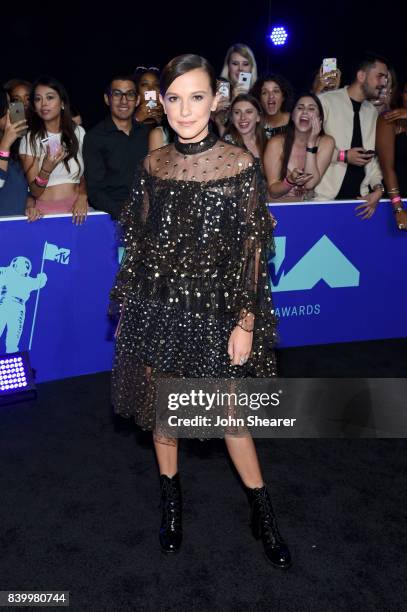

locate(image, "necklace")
[[174, 131, 218, 155]]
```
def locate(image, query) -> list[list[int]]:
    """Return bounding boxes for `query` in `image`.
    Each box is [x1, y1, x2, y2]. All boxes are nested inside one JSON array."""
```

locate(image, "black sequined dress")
[[110, 132, 277, 433]]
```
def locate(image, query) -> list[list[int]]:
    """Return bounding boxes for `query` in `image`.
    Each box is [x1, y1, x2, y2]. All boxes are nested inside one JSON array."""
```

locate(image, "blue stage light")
[[0, 352, 36, 406], [270, 26, 288, 46]]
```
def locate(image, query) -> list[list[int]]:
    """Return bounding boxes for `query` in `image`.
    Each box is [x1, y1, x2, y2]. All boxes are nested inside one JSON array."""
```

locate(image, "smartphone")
[[238, 71, 252, 91], [144, 90, 157, 109], [9, 102, 27, 136], [217, 80, 230, 100], [322, 58, 337, 74], [364, 150, 376, 156], [47, 133, 61, 156]]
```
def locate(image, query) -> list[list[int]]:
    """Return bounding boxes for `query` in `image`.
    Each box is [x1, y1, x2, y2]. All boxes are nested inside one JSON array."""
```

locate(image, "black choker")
[[174, 131, 218, 155]]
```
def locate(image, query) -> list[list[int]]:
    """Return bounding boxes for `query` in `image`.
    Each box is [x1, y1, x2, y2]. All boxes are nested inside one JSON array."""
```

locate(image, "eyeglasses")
[[134, 66, 160, 73], [109, 89, 138, 101]]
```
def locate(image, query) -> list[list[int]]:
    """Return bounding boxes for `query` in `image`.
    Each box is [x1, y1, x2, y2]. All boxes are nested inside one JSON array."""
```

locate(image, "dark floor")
[[1, 339, 407, 612]]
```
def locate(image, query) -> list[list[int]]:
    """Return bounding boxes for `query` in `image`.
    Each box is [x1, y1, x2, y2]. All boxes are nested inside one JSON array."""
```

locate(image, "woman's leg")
[[225, 433, 291, 569], [153, 436, 179, 476], [224, 434, 264, 487]]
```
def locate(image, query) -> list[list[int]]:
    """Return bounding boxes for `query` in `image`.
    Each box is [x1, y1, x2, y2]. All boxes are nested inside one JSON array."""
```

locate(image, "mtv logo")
[[43, 242, 70, 265], [269, 235, 360, 292]]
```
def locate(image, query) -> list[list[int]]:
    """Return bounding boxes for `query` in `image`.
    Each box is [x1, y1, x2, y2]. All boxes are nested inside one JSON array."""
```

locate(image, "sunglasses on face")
[[109, 89, 138, 101]]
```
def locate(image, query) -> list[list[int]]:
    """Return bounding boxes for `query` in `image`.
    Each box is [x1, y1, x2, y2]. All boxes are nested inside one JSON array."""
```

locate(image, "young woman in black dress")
[[111, 54, 291, 569]]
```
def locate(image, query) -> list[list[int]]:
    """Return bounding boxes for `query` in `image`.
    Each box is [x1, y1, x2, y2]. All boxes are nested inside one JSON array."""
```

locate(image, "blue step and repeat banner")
[[0, 201, 406, 383]]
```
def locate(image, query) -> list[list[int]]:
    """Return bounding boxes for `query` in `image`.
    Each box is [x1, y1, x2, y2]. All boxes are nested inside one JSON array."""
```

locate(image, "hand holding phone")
[[144, 90, 157, 109], [9, 102, 28, 137], [322, 58, 337, 74], [47, 133, 62, 157], [238, 71, 252, 91]]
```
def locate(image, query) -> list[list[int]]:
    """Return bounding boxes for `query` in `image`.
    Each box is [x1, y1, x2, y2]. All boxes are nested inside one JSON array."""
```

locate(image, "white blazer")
[[315, 87, 382, 200]]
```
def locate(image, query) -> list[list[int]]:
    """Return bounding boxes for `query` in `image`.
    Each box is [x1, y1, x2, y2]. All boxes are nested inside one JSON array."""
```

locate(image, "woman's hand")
[[355, 189, 382, 219], [72, 195, 88, 225], [0, 112, 28, 149], [309, 115, 322, 143], [395, 209, 407, 231], [26, 204, 43, 222], [136, 103, 164, 124], [42, 144, 66, 173], [384, 108, 407, 123], [313, 69, 341, 94], [228, 326, 253, 366], [287, 168, 313, 186]]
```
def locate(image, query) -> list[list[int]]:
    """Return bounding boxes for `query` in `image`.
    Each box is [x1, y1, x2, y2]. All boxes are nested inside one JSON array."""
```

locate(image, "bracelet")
[[0, 150, 10, 158], [373, 184, 384, 193], [40, 167, 51, 176], [391, 195, 402, 205], [34, 175, 49, 187], [306, 146, 318, 154], [0, 155, 10, 162], [284, 176, 296, 187], [393, 206, 404, 214], [237, 322, 253, 333], [388, 188, 400, 194], [339, 149, 346, 162]]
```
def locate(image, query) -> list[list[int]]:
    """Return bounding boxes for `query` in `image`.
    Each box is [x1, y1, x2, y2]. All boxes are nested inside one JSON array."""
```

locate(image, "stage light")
[[0, 352, 36, 406], [270, 26, 288, 46]]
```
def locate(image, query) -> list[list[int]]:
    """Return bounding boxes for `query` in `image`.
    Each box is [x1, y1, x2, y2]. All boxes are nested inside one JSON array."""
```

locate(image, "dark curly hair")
[[250, 74, 294, 113]]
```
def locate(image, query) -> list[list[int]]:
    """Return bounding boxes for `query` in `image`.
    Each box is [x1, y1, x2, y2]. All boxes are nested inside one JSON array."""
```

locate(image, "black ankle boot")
[[246, 485, 291, 569], [159, 473, 182, 553]]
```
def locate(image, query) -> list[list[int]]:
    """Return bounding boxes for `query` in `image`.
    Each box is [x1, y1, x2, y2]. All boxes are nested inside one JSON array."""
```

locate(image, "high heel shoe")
[[159, 473, 182, 553], [246, 484, 291, 569]]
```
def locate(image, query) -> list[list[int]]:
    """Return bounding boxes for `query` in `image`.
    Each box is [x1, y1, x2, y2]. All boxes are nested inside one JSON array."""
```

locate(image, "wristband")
[[393, 206, 404, 214], [0, 150, 10, 158], [339, 149, 346, 162], [34, 175, 49, 187], [306, 146, 318, 154], [284, 176, 296, 187], [391, 196, 402, 205]]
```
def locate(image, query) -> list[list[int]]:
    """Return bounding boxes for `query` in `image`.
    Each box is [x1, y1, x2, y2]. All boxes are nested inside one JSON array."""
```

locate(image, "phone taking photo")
[[9, 102, 27, 136], [238, 71, 252, 91], [144, 90, 157, 109], [47, 133, 62, 157], [217, 80, 230, 100], [322, 58, 337, 74]]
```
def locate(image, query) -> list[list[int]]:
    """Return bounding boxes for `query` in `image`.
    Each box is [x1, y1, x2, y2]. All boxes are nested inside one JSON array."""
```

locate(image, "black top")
[[336, 98, 365, 200], [264, 123, 289, 140], [83, 116, 150, 219], [395, 130, 407, 198]]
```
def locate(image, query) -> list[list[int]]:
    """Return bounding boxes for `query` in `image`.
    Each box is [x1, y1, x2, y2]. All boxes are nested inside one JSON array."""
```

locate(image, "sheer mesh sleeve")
[[230, 157, 278, 367], [110, 157, 151, 312]]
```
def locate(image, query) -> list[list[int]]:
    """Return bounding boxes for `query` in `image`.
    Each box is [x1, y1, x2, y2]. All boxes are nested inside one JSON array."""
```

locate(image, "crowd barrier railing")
[[0, 199, 405, 382]]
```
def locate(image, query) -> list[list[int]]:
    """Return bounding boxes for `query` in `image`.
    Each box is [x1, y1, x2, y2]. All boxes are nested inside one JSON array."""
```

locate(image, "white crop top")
[[19, 125, 85, 187]]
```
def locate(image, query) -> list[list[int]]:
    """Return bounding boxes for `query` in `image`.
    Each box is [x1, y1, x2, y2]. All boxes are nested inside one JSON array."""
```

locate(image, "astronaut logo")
[[0, 242, 71, 353]]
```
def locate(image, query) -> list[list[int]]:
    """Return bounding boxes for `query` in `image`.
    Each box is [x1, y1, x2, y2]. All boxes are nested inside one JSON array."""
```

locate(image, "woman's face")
[[231, 100, 260, 136], [228, 52, 252, 85], [33, 85, 63, 123], [137, 71, 160, 99], [292, 96, 320, 132], [11, 84, 31, 110], [160, 68, 217, 143], [260, 81, 284, 117]]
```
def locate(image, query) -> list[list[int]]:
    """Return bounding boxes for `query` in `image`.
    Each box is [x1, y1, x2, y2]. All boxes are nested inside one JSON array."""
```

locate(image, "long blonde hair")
[[220, 43, 258, 86]]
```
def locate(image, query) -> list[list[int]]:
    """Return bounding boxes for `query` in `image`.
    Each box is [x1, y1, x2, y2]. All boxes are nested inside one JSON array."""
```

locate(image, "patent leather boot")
[[246, 485, 291, 569], [159, 473, 182, 553]]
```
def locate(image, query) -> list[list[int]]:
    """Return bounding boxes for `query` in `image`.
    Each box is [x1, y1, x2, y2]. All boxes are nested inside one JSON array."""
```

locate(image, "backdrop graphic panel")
[[0, 202, 405, 383]]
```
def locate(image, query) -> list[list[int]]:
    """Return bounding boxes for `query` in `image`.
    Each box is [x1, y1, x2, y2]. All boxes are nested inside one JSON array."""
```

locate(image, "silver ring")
[[239, 358, 246, 365]]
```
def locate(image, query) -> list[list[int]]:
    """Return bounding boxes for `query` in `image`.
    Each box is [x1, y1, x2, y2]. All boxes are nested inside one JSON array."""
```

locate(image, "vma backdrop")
[[0, 202, 406, 383]]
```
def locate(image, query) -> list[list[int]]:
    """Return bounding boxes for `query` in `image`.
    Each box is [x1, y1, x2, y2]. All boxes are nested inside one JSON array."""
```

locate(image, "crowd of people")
[[2, 48, 406, 570], [1, 45, 406, 229]]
